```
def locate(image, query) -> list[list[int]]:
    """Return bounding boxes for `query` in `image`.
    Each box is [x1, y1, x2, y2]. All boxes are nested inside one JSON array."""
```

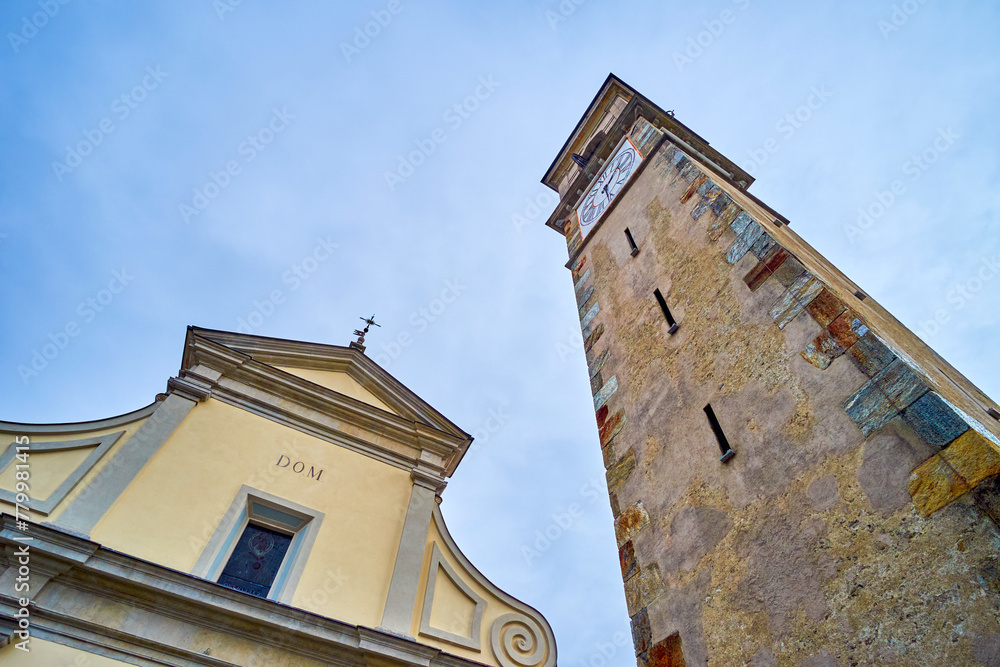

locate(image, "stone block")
[[624, 570, 643, 615], [594, 375, 619, 410], [696, 178, 717, 197], [708, 202, 739, 241], [908, 453, 971, 517], [903, 392, 969, 448], [576, 285, 594, 309], [743, 247, 790, 291], [940, 429, 1000, 489], [772, 255, 806, 287], [602, 441, 616, 469], [574, 269, 591, 294], [607, 447, 635, 493], [827, 310, 862, 348], [680, 174, 706, 203], [589, 349, 611, 379], [644, 633, 684, 667], [726, 220, 764, 264], [631, 607, 652, 655], [599, 408, 626, 447], [590, 372, 603, 394], [750, 232, 777, 259], [873, 359, 928, 410], [849, 331, 896, 377], [801, 331, 846, 370], [615, 499, 649, 546], [640, 563, 665, 605], [711, 191, 732, 217], [619, 540, 638, 581], [843, 382, 898, 436], [730, 211, 754, 236], [770, 275, 822, 329], [580, 301, 600, 331], [583, 323, 604, 353], [806, 288, 846, 327]]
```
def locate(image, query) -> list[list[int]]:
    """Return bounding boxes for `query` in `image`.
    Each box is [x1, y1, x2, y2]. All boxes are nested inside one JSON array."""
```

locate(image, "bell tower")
[[541, 74, 1000, 666]]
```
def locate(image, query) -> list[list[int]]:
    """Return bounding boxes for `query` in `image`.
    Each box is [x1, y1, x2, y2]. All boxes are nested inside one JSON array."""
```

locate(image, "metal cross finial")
[[350, 314, 380, 352]]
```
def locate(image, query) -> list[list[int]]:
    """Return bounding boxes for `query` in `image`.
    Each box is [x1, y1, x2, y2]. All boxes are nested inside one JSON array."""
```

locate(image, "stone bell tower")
[[540, 74, 1000, 666]]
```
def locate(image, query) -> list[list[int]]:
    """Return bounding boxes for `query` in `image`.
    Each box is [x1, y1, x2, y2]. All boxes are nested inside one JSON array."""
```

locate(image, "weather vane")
[[350, 314, 380, 353]]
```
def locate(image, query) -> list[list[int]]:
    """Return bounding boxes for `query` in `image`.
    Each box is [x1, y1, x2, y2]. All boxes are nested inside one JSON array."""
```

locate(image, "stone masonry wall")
[[564, 136, 1000, 666]]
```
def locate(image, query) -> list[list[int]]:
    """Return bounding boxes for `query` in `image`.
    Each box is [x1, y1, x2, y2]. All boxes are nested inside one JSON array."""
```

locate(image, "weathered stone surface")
[[873, 358, 928, 410], [843, 382, 898, 435], [708, 202, 740, 241], [607, 447, 636, 493], [751, 647, 776, 667], [858, 431, 934, 514], [711, 191, 732, 217], [576, 284, 595, 309], [734, 512, 834, 637], [806, 288, 846, 327], [941, 429, 1000, 489], [730, 210, 754, 236], [972, 634, 1000, 667], [849, 331, 896, 377], [601, 441, 616, 469], [801, 651, 837, 667], [691, 187, 720, 220], [661, 506, 732, 573], [903, 392, 969, 448], [590, 371, 603, 394], [574, 268, 591, 293], [625, 569, 643, 615], [593, 375, 619, 410], [615, 500, 649, 546], [908, 454, 970, 516], [806, 474, 839, 511], [640, 563, 665, 606]]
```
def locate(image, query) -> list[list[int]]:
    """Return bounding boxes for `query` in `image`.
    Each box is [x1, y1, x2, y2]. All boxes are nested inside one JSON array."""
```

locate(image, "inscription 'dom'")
[[275, 454, 324, 481]]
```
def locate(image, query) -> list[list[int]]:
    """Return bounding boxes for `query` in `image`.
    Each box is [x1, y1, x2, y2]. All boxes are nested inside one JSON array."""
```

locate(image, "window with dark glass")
[[217, 523, 293, 598]]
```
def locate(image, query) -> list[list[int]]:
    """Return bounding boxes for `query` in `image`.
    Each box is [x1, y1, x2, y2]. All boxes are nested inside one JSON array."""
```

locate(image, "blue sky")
[[2, 1, 999, 665]]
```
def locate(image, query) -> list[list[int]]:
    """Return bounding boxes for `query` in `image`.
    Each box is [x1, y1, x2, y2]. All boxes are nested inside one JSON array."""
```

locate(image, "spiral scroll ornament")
[[490, 613, 550, 667]]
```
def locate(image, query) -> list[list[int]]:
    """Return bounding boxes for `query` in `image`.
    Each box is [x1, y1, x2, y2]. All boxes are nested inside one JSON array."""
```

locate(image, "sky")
[[1, 1, 999, 665]]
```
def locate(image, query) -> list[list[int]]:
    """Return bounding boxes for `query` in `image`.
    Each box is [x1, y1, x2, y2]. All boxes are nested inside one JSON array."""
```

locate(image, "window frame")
[[192, 485, 325, 604]]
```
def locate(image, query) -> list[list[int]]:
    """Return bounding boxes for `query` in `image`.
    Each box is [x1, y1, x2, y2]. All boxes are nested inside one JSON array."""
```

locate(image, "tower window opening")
[[653, 289, 679, 334], [625, 228, 639, 256], [703, 404, 735, 463]]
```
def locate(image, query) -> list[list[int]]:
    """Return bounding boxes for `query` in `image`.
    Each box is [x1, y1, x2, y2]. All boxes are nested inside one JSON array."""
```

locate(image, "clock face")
[[577, 138, 642, 238]]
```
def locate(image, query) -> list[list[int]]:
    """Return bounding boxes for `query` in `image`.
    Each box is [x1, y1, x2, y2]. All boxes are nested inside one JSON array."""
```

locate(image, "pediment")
[[179, 328, 472, 476]]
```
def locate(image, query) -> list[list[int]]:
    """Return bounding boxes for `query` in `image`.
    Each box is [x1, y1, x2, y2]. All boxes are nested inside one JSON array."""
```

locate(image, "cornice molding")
[[0, 402, 158, 434], [0, 516, 489, 667]]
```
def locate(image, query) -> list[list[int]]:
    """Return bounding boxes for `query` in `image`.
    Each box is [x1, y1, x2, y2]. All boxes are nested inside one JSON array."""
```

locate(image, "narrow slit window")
[[704, 404, 735, 463], [624, 228, 639, 256], [653, 289, 679, 334]]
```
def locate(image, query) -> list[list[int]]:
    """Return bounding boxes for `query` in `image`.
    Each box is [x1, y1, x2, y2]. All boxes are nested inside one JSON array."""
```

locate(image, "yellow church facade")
[[0, 327, 555, 667]]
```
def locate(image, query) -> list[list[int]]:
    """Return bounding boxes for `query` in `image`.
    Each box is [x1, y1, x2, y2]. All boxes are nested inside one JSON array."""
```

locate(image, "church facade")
[[0, 327, 555, 666], [542, 74, 1000, 665]]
